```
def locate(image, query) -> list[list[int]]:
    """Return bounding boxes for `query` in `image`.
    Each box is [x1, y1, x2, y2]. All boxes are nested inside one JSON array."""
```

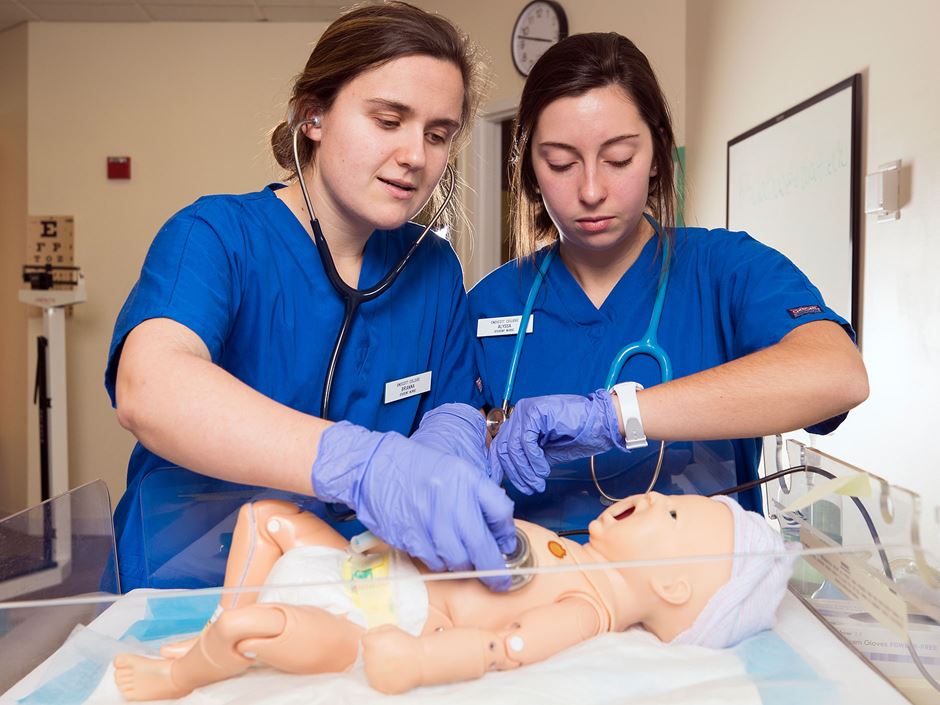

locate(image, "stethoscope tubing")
[[290, 120, 457, 419], [500, 246, 558, 414], [495, 214, 675, 504], [290, 119, 456, 524]]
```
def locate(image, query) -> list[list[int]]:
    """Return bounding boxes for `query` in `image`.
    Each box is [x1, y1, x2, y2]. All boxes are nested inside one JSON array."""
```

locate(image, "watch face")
[[512, 1, 568, 77]]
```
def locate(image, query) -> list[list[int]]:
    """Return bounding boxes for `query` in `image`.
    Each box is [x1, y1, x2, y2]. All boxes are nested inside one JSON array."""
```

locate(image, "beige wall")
[[416, 0, 686, 279], [0, 24, 29, 516], [418, 0, 686, 143], [10, 22, 328, 513], [686, 0, 940, 505]]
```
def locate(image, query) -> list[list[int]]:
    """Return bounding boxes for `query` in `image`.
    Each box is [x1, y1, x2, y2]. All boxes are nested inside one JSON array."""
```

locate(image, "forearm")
[[364, 597, 602, 693], [627, 321, 869, 441], [116, 322, 329, 494]]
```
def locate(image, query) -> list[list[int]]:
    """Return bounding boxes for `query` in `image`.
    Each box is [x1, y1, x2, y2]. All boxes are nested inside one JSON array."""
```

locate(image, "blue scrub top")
[[469, 227, 854, 533], [106, 185, 483, 591]]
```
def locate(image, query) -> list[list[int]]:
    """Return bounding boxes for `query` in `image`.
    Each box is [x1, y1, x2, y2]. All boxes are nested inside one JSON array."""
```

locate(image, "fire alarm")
[[107, 156, 131, 180]]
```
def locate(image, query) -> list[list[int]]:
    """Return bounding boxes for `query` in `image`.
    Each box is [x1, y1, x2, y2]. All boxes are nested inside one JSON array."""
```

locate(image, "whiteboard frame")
[[726, 74, 862, 335]]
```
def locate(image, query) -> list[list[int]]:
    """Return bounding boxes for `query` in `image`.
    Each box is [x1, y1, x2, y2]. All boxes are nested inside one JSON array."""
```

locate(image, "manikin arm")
[[362, 595, 604, 694]]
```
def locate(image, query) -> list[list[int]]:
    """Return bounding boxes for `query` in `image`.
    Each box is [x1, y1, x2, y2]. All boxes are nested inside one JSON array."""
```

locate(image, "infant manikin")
[[113, 492, 793, 699]]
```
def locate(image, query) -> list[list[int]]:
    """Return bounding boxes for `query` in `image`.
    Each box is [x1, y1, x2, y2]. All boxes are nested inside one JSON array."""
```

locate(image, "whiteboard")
[[727, 75, 861, 333]]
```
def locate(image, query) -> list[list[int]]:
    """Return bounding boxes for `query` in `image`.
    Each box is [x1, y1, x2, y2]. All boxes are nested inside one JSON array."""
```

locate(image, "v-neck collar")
[[263, 184, 389, 292], [544, 235, 662, 326]]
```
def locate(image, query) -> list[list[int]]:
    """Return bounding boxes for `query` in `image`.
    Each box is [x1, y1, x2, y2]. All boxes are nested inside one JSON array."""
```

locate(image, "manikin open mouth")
[[613, 505, 635, 521]]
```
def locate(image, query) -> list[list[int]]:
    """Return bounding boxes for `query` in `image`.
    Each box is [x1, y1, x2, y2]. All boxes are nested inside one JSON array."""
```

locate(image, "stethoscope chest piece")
[[503, 527, 535, 590], [485, 407, 507, 439]]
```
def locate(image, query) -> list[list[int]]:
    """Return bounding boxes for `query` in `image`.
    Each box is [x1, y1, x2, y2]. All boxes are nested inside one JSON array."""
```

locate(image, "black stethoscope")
[[291, 119, 457, 421], [291, 119, 457, 522]]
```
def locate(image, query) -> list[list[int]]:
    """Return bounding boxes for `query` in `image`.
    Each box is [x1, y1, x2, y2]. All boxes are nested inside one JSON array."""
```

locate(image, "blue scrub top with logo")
[[469, 227, 854, 533], [105, 185, 483, 591]]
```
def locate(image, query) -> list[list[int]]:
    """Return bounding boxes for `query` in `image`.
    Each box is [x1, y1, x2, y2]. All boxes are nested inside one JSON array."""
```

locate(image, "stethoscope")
[[485, 213, 674, 504], [291, 119, 457, 521], [292, 119, 457, 419]]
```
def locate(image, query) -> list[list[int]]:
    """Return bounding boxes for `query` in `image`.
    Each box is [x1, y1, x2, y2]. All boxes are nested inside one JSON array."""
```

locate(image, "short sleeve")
[[722, 232, 854, 358], [104, 201, 241, 406], [719, 231, 855, 435]]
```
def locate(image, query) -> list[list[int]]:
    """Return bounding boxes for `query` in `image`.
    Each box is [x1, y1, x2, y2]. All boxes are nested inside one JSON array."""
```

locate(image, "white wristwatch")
[[611, 381, 647, 450]]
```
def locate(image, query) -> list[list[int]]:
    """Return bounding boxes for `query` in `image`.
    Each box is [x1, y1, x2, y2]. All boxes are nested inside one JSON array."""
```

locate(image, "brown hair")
[[271, 1, 486, 232], [509, 32, 679, 258]]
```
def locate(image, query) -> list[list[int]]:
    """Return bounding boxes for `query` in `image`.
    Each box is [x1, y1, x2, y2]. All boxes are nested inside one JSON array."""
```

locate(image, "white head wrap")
[[670, 496, 796, 649]]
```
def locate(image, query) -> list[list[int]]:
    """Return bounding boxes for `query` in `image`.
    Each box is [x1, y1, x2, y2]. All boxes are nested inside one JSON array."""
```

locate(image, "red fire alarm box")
[[107, 156, 131, 180]]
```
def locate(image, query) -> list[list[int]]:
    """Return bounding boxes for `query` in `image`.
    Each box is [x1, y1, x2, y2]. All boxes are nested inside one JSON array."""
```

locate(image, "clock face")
[[512, 1, 568, 77]]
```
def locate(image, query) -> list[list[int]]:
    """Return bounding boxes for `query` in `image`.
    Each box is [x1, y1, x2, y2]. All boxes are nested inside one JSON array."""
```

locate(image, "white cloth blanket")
[[3, 590, 844, 705]]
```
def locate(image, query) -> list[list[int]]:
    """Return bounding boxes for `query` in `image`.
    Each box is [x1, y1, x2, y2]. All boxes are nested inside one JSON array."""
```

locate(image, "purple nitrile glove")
[[488, 389, 625, 495], [312, 421, 516, 591], [410, 403, 490, 478]]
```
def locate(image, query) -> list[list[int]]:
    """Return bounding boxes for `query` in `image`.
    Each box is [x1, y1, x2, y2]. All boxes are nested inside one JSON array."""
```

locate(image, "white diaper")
[[258, 545, 428, 636]]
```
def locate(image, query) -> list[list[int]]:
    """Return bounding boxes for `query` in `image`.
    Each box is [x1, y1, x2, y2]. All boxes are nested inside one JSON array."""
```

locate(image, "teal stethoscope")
[[484, 213, 673, 504]]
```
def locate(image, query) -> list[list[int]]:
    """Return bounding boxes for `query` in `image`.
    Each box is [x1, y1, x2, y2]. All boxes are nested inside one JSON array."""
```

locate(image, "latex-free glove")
[[488, 389, 625, 495], [410, 403, 489, 475], [313, 421, 516, 590]]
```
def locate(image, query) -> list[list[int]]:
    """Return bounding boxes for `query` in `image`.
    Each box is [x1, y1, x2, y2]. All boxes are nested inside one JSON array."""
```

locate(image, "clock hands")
[[517, 36, 554, 43]]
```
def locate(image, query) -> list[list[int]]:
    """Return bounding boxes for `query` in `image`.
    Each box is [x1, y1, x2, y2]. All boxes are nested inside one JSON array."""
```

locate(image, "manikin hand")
[[411, 403, 489, 476], [488, 389, 625, 494], [362, 626, 426, 694], [312, 421, 516, 590]]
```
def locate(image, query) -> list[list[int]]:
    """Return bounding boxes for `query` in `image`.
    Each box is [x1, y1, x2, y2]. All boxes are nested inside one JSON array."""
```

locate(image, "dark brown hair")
[[510, 32, 679, 258], [271, 1, 486, 231]]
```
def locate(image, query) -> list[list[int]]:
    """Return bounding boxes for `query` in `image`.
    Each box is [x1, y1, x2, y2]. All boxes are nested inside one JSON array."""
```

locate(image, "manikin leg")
[[160, 501, 348, 658], [115, 603, 363, 701]]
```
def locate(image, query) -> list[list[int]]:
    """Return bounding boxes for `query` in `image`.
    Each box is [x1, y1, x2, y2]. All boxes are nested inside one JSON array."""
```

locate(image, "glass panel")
[[3, 456, 936, 704], [0, 480, 118, 693], [767, 439, 940, 704]]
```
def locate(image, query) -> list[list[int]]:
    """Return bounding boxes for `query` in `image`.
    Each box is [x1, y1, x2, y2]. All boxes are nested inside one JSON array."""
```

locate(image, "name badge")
[[384, 370, 432, 404], [477, 315, 534, 338]]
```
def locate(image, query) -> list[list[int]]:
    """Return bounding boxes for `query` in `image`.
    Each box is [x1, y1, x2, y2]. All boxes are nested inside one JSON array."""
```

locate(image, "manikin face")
[[531, 84, 657, 253], [305, 55, 464, 238], [588, 492, 734, 565]]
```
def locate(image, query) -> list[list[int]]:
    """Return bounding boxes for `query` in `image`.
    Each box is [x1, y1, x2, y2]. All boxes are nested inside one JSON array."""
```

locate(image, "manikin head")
[[588, 492, 793, 648]]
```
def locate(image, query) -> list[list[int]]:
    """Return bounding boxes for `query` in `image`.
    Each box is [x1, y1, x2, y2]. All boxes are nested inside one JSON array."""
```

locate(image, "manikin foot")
[[113, 654, 193, 701], [159, 636, 199, 659]]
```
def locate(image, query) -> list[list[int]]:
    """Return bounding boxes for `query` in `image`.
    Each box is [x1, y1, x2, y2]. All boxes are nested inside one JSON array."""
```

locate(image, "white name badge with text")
[[384, 370, 432, 404], [477, 315, 534, 338]]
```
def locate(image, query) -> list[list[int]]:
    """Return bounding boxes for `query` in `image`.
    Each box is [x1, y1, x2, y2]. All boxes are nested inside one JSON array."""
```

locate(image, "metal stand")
[[19, 268, 86, 503]]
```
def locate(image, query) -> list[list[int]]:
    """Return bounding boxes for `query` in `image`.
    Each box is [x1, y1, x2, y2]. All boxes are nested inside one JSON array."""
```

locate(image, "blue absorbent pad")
[[734, 629, 839, 704], [14, 594, 218, 705], [120, 593, 218, 642]]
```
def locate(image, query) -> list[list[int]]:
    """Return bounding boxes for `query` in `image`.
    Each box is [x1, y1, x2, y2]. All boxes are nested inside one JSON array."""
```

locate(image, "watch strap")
[[611, 381, 647, 450]]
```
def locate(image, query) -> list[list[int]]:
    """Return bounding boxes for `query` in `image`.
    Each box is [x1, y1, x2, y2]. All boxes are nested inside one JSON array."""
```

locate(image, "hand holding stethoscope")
[[485, 214, 673, 502]]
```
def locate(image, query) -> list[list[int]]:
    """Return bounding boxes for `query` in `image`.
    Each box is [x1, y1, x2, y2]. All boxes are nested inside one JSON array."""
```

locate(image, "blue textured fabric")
[[470, 228, 854, 531], [121, 594, 219, 642], [17, 660, 106, 705], [733, 630, 838, 705], [105, 186, 483, 591]]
